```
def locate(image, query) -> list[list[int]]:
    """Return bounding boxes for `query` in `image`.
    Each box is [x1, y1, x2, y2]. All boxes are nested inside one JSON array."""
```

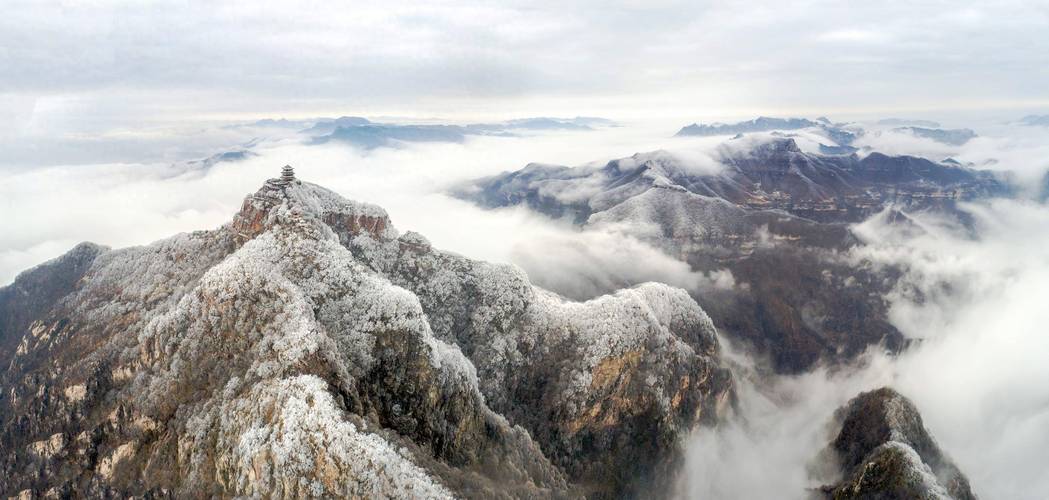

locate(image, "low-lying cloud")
[[856, 199, 1049, 498], [676, 348, 895, 499], [852, 121, 1049, 195], [1, 123, 711, 293], [510, 227, 736, 301], [678, 198, 1049, 500]]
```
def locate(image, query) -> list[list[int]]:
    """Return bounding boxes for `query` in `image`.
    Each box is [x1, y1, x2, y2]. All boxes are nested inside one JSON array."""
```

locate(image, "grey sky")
[[3, 0, 1049, 133]]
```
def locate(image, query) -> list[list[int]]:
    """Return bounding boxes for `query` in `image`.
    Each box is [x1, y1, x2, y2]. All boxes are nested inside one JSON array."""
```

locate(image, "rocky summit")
[[813, 388, 975, 500], [0, 170, 734, 499]]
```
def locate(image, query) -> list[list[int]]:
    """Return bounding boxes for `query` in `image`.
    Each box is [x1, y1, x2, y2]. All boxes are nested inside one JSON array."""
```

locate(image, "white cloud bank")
[[858, 200, 1049, 498], [0, 124, 722, 294]]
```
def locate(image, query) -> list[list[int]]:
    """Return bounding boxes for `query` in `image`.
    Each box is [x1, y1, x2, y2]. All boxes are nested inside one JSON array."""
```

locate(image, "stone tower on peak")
[[280, 164, 296, 186]]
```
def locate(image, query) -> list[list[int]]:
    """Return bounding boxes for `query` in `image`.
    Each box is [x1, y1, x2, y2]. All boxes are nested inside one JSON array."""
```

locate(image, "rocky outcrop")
[[815, 388, 975, 500], [0, 172, 734, 498]]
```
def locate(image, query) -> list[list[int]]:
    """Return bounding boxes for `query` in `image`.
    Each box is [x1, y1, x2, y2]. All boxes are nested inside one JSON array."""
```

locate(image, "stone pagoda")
[[279, 165, 296, 186]]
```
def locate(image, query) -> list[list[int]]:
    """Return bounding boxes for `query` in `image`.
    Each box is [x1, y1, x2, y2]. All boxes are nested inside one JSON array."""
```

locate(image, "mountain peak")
[[760, 136, 801, 154], [817, 387, 976, 500], [231, 167, 394, 245]]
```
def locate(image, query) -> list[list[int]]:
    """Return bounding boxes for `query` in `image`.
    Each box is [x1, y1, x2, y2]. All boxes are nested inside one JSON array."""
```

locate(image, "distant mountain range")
[[455, 136, 1008, 372], [190, 116, 618, 169], [877, 118, 941, 128], [675, 116, 978, 147], [462, 136, 1003, 225], [1020, 114, 1049, 126], [892, 126, 977, 145], [184, 149, 257, 171], [676, 117, 825, 136], [303, 116, 616, 149], [309, 123, 470, 148]]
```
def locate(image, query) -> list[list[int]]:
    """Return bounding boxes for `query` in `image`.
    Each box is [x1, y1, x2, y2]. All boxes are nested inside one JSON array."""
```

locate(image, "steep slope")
[[814, 388, 975, 500], [348, 229, 733, 497], [0, 169, 733, 499]]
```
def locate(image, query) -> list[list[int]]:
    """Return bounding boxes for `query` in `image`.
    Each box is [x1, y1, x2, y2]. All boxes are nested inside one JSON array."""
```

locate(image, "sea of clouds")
[[676, 119, 1049, 499], [4, 117, 1049, 499]]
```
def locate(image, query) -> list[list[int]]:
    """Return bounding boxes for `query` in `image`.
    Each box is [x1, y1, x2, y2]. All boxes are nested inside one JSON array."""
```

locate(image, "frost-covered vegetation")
[[0, 175, 732, 498]]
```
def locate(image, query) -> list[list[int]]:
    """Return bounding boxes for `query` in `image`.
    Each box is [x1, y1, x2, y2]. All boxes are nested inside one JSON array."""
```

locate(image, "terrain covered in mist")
[[3, 113, 1049, 498]]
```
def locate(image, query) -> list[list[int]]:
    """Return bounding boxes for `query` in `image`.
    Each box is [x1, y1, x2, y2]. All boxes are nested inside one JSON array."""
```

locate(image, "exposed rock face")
[[358, 241, 734, 497], [0, 174, 733, 498], [454, 137, 1007, 372], [816, 388, 975, 500]]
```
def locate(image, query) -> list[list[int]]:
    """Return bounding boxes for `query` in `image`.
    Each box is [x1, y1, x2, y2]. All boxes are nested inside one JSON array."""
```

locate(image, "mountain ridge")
[[0, 169, 733, 499], [454, 138, 1006, 373]]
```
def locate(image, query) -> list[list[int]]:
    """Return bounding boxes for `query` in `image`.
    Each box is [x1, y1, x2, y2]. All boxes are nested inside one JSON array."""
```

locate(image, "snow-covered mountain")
[[0, 169, 732, 498], [463, 137, 1004, 224], [455, 137, 1008, 373]]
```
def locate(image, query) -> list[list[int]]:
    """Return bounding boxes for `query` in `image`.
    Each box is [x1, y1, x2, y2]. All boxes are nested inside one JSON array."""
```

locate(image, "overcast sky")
[[3, 0, 1049, 136]]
